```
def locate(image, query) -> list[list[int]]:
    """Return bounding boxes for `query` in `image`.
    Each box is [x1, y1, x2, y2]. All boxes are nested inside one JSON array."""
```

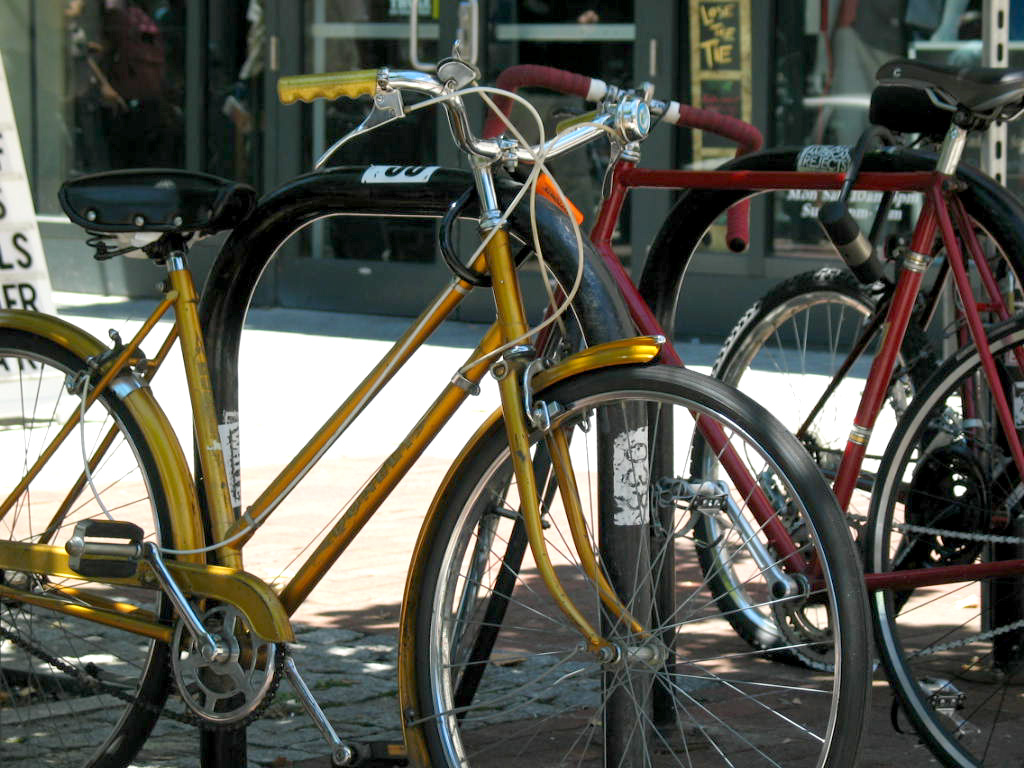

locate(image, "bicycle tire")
[[0, 328, 177, 768], [865, 320, 1024, 767], [698, 267, 935, 668], [411, 364, 870, 767]]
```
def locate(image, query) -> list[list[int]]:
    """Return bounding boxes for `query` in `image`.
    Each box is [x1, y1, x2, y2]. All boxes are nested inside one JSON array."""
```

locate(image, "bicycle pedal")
[[65, 520, 144, 578], [349, 742, 408, 767]]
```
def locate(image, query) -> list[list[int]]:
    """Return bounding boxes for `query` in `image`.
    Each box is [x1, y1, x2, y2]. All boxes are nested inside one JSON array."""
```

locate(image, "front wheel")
[[412, 364, 869, 767], [700, 267, 933, 668]]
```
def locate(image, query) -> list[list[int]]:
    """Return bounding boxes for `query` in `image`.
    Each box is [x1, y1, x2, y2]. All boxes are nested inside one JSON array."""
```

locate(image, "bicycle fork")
[[475, 181, 646, 655]]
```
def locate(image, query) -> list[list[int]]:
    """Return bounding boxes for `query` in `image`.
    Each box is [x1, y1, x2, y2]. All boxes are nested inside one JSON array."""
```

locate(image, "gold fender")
[[0, 309, 293, 641], [0, 308, 206, 560], [396, 337, 662, 765]]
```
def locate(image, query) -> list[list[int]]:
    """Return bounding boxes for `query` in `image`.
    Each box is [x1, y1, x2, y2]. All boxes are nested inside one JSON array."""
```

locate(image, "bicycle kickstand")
[[283, 656, 409, 767]]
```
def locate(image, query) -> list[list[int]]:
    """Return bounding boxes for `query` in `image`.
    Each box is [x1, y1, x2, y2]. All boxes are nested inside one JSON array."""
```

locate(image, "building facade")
[[0, 1, 1015, 333]]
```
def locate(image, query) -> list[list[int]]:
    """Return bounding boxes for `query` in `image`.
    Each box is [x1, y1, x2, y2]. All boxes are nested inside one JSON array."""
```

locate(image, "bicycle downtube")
[[592, 164, 806, 572]]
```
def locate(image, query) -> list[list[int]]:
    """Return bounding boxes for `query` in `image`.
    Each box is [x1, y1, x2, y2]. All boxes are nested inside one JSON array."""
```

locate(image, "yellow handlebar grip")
[[277, 69, 378, 104]]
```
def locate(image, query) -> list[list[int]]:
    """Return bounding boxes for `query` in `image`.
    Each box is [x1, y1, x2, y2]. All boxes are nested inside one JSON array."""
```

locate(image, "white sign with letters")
[[0, 53, 56, 317]]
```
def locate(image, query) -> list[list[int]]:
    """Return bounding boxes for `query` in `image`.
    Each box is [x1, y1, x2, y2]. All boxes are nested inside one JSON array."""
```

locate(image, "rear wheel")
[[0, 329, 176, 768], [866, 322, 1024, 767], [413, 364, 869, 767]]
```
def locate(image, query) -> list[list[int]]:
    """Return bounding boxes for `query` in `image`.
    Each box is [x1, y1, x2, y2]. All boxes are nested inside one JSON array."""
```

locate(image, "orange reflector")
[[535, 173, 584, 226]]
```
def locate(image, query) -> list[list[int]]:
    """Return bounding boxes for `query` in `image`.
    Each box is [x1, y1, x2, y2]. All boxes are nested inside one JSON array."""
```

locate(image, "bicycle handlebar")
[[277, 67, 615, 168], [278, 69, 379, 103], [483, 64, 765, 251]]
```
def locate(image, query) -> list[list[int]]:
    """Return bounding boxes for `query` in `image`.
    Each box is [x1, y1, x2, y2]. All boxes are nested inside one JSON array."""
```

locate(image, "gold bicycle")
[[0, 61, 868, 767]]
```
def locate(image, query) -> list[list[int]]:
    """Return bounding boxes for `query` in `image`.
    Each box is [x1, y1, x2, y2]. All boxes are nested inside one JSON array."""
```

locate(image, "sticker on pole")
[[613, 426, 650, 526]]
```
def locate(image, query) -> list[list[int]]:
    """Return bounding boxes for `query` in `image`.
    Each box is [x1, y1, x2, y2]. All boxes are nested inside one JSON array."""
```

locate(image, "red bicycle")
[[488, 59, 1024, 766]]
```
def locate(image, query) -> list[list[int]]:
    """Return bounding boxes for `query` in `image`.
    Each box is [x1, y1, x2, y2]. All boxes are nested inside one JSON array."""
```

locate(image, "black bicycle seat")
[[60, 169, 256, 235], [876, 58, 1024, 116]]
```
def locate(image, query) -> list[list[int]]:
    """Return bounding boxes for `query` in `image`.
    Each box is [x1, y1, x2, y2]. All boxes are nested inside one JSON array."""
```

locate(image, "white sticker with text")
[[219, 412, 242, 509], [361, 165, 441, 184]]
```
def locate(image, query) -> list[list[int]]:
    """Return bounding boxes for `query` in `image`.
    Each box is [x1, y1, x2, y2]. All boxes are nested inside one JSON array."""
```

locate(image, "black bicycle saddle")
[[876, 58, 1024, 114], [59, 169, 256, 235]]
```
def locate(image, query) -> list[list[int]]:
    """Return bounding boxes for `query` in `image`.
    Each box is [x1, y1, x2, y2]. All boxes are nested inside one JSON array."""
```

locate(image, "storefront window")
[[300, 0, 441, 264], [207, 0, 263, 186], [0, 1, 186, 215], [771, 1, 1023, 258]]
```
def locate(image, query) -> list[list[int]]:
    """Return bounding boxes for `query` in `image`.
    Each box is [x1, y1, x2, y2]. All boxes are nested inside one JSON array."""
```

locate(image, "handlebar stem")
[[471, 157, 504, 231]]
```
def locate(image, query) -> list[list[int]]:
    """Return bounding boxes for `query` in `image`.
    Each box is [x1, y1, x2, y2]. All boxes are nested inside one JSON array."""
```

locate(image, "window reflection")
[[64, 1, 185, 177], [303, 0, 440, 263]]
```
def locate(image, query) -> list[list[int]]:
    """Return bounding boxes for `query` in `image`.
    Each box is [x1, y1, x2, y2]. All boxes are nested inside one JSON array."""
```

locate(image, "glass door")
[[264, 0, 456, 316]]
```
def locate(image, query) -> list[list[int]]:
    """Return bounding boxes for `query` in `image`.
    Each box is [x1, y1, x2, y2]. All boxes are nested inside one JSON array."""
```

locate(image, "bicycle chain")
[[0, 621, 284, 730], [892, 521, 1024, 545], [908, 617, 1024, 659], [884, 523, 1024, 659]]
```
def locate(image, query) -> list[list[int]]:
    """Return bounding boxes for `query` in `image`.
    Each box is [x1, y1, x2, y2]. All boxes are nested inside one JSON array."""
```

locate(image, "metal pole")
[[982, 0, 1009, 185]]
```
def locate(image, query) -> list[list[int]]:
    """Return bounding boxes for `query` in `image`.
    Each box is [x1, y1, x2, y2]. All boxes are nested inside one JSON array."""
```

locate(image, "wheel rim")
[[869, 325, 1024, 767]]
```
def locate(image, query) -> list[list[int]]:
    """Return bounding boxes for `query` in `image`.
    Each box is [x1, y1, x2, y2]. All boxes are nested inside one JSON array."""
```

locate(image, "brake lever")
[[314, 87, 406, 170]]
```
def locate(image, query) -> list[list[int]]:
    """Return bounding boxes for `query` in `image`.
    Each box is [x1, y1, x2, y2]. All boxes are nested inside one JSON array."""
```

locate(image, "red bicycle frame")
[[486, 63, 1024, 593], [589, 161, 1024, 593]]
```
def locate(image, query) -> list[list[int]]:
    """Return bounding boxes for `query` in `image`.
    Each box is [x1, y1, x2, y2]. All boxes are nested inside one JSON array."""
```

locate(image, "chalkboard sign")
[[689, 0, 752, 157]]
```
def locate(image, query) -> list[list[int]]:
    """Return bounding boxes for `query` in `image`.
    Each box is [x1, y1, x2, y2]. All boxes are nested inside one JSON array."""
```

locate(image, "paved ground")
[[5, 294, 949, 766]]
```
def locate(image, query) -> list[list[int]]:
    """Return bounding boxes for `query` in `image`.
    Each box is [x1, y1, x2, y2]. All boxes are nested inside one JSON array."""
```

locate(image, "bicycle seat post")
[[163, 237, 241, 569], [936, 118, 970, 176]]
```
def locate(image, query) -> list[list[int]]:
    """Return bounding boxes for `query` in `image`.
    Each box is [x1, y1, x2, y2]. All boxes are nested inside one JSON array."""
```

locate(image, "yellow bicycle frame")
[[0, 213, 662, 767]]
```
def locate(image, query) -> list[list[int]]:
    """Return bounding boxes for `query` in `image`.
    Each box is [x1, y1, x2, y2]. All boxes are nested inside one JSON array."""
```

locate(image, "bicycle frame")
[[587, 147, 1024, 595]]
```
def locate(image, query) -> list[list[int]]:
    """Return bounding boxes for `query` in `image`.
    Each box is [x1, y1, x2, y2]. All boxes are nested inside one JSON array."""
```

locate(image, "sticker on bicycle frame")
[[613, 426, 651, 525], [1015, 382, 1024, 429], [219, 412, 242, 509], [360, 165, 441, 184], [796, 145, 852, 173]]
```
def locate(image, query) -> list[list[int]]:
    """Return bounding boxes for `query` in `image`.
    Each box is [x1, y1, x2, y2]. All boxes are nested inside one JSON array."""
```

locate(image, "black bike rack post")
[[194, 166, 634, 768]]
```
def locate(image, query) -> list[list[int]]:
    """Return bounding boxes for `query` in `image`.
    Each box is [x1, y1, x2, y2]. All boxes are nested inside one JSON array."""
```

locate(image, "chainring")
[[172, 604, 282, 727], [904, 445, 989, 568]]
